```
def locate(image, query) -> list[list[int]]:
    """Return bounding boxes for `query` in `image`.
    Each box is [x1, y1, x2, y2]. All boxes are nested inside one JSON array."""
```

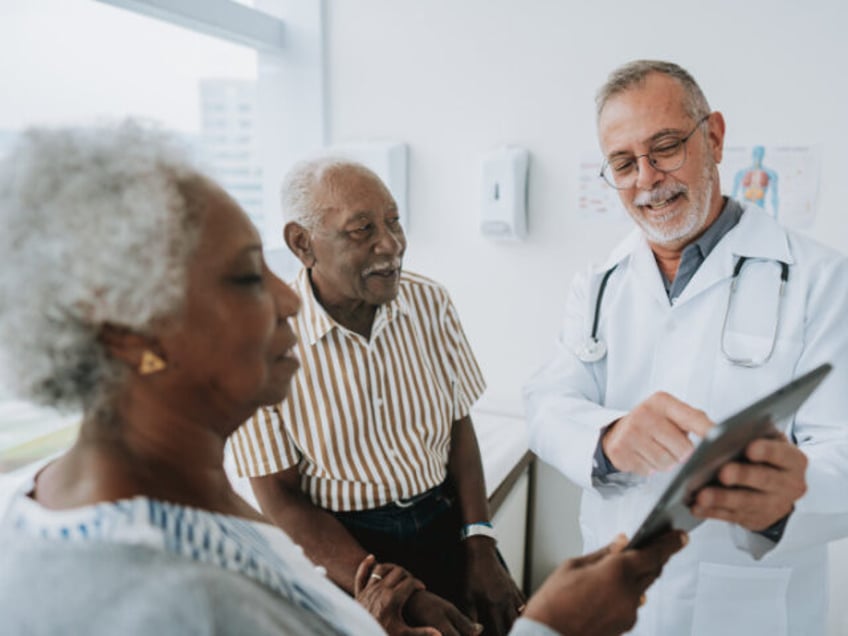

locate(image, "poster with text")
[[577, 152, 629, 223]]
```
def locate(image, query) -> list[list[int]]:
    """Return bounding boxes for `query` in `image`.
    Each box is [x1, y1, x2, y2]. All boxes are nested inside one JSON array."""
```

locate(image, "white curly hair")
[[0, 121, 205, 416]]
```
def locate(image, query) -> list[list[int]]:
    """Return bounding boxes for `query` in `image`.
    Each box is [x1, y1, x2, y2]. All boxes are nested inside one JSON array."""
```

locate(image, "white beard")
[[634, 159, 715, 247]]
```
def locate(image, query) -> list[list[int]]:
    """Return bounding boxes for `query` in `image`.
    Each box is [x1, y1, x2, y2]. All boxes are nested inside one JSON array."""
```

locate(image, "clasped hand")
[[355, 554, 482, 636]]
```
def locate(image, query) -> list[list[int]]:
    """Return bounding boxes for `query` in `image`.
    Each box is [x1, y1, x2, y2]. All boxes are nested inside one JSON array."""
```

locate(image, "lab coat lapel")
[[671, 206, 793, 307], [629, 236, 674, 308], [596, 229, 669, 309]]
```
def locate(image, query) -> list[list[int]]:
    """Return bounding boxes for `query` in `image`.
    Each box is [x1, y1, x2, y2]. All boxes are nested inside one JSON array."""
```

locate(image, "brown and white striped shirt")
[[230, 268, 486, 512]]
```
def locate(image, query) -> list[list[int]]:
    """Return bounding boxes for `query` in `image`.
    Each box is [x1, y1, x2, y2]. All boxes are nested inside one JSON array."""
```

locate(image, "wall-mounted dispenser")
[[480, 146, 529, 240]]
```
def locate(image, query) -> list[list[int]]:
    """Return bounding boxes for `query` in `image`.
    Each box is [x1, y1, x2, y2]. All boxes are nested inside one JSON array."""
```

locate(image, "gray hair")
[[596, 60, 711, 121], [280, 157, 385, 231], [0, 121, 205, 415]]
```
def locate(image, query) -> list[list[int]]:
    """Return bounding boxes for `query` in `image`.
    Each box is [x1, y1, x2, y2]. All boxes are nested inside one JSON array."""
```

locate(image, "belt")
[[391, 483, 444, 509]]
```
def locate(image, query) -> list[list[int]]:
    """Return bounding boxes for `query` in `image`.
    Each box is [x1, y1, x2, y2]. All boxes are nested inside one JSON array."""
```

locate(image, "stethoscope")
[[576, 256, 790, 367]]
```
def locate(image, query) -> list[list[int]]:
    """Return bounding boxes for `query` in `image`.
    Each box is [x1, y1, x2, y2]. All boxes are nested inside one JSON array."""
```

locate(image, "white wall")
[[326, 0, 848, 415], [325, 0, 848, 629]]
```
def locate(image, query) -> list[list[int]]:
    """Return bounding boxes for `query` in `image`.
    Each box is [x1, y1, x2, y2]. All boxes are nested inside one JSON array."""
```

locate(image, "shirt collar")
[[293, 268, 411, 345], [686, 196, 745, 261]]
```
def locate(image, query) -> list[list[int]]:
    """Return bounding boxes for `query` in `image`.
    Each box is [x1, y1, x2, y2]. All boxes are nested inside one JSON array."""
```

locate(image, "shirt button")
[[375, 397, 384, 408]]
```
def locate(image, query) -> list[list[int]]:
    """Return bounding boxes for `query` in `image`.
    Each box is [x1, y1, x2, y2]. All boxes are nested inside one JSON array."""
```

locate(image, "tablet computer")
[[626, 362, 832, 550]]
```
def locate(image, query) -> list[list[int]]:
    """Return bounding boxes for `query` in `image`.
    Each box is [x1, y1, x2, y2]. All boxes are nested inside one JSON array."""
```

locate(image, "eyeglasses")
[[599, 114, 711, 190]]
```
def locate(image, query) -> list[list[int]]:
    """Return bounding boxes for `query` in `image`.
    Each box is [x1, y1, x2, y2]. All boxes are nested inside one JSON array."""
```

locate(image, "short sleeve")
[[441, 295, 486, 419], [230, 404, 302, 478]]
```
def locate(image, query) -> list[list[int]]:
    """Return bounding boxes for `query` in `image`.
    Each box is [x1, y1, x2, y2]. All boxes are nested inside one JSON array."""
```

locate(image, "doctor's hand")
[[602, 392, 714, 476], [691, 432, 808, 532], [523, 530, 688, 636], [354, 555, 440, 636]]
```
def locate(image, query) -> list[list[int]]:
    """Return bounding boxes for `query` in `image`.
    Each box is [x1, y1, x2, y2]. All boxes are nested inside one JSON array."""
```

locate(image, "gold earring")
[[138, 350, 167, 375]]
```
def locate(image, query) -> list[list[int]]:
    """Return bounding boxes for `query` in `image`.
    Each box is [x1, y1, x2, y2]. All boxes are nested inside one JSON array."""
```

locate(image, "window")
[[0, 0, 324, 472]]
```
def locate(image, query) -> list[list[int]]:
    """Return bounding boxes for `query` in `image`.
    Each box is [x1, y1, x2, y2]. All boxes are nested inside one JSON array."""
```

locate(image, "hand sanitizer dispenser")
[[480, 146, 529, 240]]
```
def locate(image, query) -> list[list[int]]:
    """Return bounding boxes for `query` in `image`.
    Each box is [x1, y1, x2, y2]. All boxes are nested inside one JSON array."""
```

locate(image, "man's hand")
[[602, 392, 714, 475], [459, 537, 526, 636], [523, 530, 688, 636], [404, 589, 482, 636], [691, 432, 808, 531], [354, 555, 439, 636]]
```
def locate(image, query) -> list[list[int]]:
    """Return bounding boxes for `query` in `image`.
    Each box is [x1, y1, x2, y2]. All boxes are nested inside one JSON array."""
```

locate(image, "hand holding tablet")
[[626, 363, 832, 550]]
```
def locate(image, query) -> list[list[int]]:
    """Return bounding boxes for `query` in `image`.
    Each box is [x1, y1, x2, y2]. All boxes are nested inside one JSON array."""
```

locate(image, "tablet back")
[[626, 362, 832, 550]]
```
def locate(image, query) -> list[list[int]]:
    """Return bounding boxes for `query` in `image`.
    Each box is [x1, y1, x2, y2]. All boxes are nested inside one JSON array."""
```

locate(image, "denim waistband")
[[335, 481, 449, 517]]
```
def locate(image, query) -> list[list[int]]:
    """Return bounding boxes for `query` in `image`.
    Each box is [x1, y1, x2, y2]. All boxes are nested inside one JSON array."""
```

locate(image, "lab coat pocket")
[[691, 562, 791, 636]]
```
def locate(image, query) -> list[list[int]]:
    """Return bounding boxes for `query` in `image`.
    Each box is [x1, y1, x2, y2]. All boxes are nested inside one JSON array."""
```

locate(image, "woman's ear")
[[98, 324, 165, 374], [284, 222, 317, 268]]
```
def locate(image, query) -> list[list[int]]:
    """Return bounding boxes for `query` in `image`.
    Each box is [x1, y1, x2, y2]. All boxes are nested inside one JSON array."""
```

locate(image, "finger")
[[387, 576, 427, 611], [691, 488, 793, 529], [627, 530, 688, 585], [636, 439, 679, 473], [627, 448, 658, 476], [447, 605, 483, 636], [568, 542, 614, 567], [354, 554, 377, 596], [695, 485, 766, 511], [746, 438, 808, 472], [651, 422, 696, 464], [658, 394, 714, 438], [379, 564, 414, 588], [609, 533, 628, 554], [718, 461, 797, 494]]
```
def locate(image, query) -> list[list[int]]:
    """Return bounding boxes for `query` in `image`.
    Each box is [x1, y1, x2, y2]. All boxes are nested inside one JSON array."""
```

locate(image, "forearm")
[[250, 475, 368, 593], [523, 323, 627, 489], [447, 415, 490, 526]]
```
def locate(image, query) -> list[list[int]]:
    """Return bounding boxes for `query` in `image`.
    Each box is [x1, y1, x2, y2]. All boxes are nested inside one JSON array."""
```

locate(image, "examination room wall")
[[325, 1, 848, 631]]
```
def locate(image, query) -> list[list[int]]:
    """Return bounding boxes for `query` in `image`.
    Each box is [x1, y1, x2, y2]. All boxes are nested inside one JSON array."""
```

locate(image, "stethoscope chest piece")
[[577, 338, 607, 363]]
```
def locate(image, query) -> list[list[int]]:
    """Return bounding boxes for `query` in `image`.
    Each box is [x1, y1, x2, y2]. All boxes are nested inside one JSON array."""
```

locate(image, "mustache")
[[633, 182, 688, 206], [363, 261, 402, 276]]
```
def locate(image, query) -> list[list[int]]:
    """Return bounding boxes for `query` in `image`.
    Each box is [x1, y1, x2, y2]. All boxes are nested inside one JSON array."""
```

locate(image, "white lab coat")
[[524, 205, 848, 636]]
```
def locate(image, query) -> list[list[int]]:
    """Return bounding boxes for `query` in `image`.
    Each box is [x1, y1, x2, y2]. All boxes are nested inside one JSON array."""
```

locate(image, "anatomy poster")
[[578, 145, 821, 229], [719, 145, 821, 228]]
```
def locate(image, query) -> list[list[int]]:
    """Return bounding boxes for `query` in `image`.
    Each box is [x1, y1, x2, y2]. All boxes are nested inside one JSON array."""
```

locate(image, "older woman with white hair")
[[0, 122, 685, 636]]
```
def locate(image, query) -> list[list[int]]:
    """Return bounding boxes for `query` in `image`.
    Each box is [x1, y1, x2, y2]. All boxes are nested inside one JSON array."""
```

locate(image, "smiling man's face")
[[599, 72, 725, 251], [307, 166, 406, 309]]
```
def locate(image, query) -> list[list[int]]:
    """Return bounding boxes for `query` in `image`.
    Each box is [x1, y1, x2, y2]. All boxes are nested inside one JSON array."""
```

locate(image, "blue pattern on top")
[[5, 497, 343, 631]]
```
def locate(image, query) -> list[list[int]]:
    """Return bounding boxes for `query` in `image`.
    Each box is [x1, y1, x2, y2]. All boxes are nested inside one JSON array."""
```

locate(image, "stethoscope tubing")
[[581, 256, 789, 366]]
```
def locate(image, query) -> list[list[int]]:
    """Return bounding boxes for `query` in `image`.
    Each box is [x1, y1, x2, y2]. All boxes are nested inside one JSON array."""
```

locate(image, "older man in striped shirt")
[[231, 158, 524, 636]]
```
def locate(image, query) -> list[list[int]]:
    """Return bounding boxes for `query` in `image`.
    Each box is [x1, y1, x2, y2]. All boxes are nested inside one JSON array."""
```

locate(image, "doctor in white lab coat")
[[524, 60, 848, 636]]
